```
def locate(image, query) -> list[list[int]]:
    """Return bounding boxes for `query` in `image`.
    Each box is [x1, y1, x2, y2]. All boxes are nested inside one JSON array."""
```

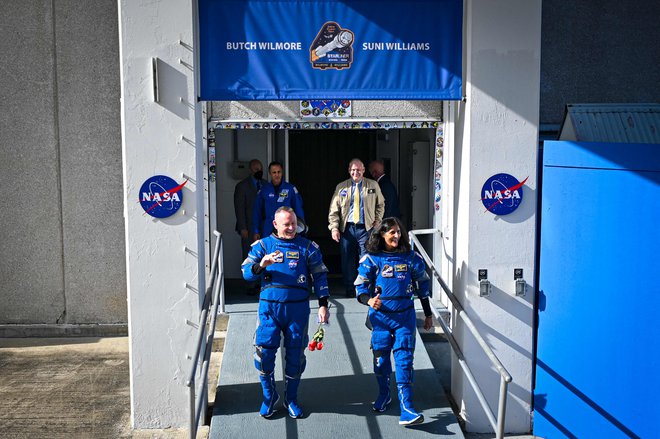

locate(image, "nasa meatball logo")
[[139, 175, 187, 218], [480, 173, 528, 215]]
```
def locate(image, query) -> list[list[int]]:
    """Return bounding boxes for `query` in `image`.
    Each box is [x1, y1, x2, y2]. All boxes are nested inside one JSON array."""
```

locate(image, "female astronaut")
[[354, 217, 433, 426]]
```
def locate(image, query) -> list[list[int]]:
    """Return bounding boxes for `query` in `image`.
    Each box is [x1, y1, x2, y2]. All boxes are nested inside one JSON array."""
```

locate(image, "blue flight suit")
[[252, 181, 305, 237], [355, 250, 430, 424], [242, 233, 329, 417]]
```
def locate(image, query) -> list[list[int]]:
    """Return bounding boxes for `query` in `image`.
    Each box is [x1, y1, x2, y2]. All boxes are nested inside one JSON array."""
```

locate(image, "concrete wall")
[[0, 0, 126, 327], [210, 100, 442, 119], [449, 0, 541, 433], [540, 1, 660, 126], [118, 0, 203, 428]]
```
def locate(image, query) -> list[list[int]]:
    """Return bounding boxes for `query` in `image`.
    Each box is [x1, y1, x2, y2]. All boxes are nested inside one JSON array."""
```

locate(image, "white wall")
[[449, 0, 541, 433], [118, 0, 201, 428]]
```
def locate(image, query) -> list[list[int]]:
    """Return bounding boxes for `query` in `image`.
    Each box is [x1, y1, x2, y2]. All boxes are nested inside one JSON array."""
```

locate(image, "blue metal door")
[[535, 141, 660, 438]]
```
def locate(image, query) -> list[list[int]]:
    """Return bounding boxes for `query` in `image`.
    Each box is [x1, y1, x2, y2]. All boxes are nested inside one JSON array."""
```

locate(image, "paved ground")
[[0, 337, 133, 438], [0, 321, 227, 439]]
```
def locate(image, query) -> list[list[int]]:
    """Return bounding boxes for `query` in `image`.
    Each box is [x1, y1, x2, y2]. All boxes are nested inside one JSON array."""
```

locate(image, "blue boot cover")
[[258, 373, 279, 418], [373, 374, 392, 412], [397, 384, 423, 426], [284, 377, 303, 418], [372, 350, 392, 412]]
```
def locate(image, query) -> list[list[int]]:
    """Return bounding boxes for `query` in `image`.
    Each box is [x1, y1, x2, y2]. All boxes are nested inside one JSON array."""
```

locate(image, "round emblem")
[[480, 174, 527, 215], [139, 175, 187, 218]]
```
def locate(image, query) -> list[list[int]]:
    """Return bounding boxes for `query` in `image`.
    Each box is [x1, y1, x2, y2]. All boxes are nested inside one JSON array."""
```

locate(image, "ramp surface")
[[210, 293, 464, 439]]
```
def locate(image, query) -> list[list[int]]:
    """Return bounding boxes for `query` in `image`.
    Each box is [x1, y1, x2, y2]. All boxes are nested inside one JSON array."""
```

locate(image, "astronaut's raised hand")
[[260, 250, 283, 267]]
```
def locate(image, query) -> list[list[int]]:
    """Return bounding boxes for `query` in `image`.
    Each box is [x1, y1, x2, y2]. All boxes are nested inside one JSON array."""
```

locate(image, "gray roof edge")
[[560, 103, 660, 143], [566, 103, 660, 110]]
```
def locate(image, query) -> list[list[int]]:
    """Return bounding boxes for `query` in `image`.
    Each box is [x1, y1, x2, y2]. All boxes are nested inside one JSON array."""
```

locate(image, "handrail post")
[[188, 382, 196, 439], [218, 235, 225, 314], [496, 377, 508, 439]]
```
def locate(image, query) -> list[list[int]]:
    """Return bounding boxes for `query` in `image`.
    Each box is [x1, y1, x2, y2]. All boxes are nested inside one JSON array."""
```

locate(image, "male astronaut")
[[242, 206, 330, 419], [252, 161, 305, 241]]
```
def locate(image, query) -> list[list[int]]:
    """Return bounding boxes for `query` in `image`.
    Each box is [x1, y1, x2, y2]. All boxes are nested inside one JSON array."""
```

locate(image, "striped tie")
[[352, 184, 360, 223]]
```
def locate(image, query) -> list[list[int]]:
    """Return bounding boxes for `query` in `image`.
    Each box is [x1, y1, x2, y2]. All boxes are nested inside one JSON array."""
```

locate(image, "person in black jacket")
[[369, 159, 401, 219], [234, 159, 266, 294]]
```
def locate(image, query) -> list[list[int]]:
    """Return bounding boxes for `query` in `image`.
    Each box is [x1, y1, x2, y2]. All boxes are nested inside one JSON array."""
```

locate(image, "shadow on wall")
[[535, 359, 641, 439], [147, 186, 194, 226]]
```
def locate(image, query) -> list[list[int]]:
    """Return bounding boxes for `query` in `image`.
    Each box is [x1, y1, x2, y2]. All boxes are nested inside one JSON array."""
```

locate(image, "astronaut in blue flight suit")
[[354, 217, 434, 426], [252, 161, 305, 241], [242, 206, 330, 419]]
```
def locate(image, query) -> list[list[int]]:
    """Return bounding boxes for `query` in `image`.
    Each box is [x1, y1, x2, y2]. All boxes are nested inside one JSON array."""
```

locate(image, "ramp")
[[210, 293, 464, 439]]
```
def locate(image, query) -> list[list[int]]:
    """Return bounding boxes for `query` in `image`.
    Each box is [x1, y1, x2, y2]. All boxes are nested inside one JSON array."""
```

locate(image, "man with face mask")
[[234, 159, 266, 295], [252, 161, 305, 242]]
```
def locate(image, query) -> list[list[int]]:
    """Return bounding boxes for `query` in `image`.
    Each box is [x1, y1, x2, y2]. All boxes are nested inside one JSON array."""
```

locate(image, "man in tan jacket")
[[328, 158, 384, 297]]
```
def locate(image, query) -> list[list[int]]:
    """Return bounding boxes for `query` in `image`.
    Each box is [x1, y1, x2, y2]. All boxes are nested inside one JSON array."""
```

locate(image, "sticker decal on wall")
[[139, 175, 187, 218], [480, 173, 528, 215]]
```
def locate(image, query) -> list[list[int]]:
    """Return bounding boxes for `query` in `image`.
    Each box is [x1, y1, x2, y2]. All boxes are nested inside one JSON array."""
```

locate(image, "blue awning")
[[198, 0, 463, 101]]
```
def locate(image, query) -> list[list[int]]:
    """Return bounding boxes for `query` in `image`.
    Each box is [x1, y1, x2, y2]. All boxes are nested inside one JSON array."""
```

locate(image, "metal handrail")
[[185, 231, 225, 439], [410, 228, 512, 439]]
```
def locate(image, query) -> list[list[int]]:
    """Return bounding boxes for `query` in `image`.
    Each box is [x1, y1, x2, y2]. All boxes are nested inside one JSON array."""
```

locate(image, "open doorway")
[[211, 124, 438, 279], [284, 128, 436, 276], [287, 129, 376, 274]]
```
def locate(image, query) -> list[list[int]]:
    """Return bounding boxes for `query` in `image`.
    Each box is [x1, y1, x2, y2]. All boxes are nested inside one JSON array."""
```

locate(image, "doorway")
[[287, 129, 376, 274], [211, 124, 438, 279], [284, 128, 436, 276]]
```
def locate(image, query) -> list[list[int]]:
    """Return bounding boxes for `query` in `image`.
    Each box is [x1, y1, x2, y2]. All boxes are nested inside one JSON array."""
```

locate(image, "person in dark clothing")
[[368, 159, 400, 219], [234, 159, 266, 295]]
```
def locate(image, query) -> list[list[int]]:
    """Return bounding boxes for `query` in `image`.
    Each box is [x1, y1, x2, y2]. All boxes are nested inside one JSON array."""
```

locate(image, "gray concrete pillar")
[[448, 0, 541, 433]]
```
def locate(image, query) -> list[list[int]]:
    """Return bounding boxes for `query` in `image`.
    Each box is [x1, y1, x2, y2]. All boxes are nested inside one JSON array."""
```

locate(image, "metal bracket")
[[514, 269, 526, 296], [151, 57, 159, 103], [478, 269, 490, 297]]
